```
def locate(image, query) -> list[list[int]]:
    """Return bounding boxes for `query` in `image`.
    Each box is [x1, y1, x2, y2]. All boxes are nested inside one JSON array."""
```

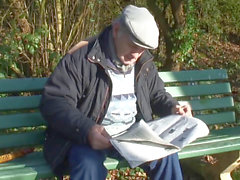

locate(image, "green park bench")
[[0, 69, 239, 179]]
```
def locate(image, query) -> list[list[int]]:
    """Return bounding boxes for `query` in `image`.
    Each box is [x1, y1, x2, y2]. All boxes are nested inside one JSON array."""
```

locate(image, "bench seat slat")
[[179, 126, 240, 159], [0, 95, 41, 111], [0, 112, 45, 129], [0, 78, 47, 93], [0, 152, 125, 179], [0, 164, 53, 180], [179, 138, 240, 159], [104, 157, 129, 170], [0, 131, 45, 149], [188, 126, 240, 145], [0, 152, 47, 171], [165, 82, 231, 97], [159, 69, 228, 83]]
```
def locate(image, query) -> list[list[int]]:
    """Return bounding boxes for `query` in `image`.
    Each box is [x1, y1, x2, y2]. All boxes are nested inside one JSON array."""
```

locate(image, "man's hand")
[[87, 124, 112, 150], [172, 104, 192, 117]]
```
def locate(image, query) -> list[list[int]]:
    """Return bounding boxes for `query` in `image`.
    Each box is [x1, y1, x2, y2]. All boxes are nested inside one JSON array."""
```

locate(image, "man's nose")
[[131, 50, 144, 58]]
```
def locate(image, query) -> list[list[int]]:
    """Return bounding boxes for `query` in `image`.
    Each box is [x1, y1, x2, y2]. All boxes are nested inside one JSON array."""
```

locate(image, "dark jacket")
[[40, 26, 178, 175]]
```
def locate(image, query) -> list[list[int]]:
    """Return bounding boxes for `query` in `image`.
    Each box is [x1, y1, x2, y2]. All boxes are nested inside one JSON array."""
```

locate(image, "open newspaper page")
[[110, 115, 209, 168]]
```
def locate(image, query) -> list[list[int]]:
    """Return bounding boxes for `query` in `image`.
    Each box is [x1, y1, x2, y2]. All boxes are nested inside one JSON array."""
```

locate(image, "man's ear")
[[112, 22, 120, 39]]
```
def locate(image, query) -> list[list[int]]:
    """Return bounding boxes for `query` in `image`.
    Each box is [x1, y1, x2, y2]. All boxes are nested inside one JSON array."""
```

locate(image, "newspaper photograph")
[[110, 115, 209, 168]]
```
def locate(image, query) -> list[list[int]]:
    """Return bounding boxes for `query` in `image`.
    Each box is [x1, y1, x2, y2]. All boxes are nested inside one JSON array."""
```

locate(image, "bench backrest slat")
[[0, 112, 45, 129], [0, 78, 47, 93], [0, 131, 44, 149], [158, 69, 228, 82], [165, 83, 231, 97], [195, 111, 236, 125], [0, 96, 41, 111], [184, 96, 234, 111]]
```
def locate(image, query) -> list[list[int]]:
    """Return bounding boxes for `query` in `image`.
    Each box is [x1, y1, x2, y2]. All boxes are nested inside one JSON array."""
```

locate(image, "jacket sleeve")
[[148, 63, 179, 117], [40, 53, 95, 145]]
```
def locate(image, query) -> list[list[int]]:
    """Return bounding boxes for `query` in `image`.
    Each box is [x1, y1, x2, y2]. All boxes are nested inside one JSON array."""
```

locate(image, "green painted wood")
[[0, 78, 47, 93], [0, 152, 47, 171], [179, 126, 240, 159], [194, 111, 236, 125], [159, 69, 228, 83], [184, 96, 234, 111], [0, 153, 128, 179], [0, 152, 53, 180], [179, 138, 240, 159], [0, 165, 53, 180], [0, 69, 238, 179], [104, 157, 129, 170], [0, 131, 45, 149], [165, 82, 231, 97], [0, 95, 41, 111], [0, 112, 45, 129]]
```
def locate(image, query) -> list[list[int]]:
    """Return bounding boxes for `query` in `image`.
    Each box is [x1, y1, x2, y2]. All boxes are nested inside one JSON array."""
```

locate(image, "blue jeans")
[[68, 144, 183, 180]]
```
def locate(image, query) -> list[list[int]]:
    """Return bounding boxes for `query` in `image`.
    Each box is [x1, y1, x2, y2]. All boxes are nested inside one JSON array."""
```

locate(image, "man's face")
[[113, 24, 145, 65]]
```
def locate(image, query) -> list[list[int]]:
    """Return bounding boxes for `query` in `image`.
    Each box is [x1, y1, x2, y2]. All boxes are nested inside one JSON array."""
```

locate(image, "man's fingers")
[[101, 128, 111, 139], [88, 124, 112, 150], [174, 104, 193, 117]]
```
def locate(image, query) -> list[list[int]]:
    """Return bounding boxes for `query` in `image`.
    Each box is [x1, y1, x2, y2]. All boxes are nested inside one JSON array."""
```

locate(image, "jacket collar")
[[87, 26, 153, 72]]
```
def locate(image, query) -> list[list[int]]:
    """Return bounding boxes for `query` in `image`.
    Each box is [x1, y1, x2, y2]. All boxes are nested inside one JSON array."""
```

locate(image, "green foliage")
[[1, 0, 240, 77], [195, 0, 240, 38], [0, 0, 117, 78], [171, 0, 199, 68], [0, 0, 144, 78], [0, 27, 50, 77]]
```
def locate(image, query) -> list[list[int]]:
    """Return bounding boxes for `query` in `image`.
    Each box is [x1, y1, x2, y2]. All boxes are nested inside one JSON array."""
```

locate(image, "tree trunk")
[[170, 0, 185, 29], [147, 0, 186, 71], [147, 0, 174, 71]]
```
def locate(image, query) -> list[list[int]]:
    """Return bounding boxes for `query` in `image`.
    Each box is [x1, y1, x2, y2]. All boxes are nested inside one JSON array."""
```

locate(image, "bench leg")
[[220, 152, 240, 180]]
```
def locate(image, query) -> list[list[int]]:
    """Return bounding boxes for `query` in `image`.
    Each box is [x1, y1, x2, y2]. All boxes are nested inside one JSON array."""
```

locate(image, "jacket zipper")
[[88, 57, 112, 124], [96, 86, 109, 123], [135, 57, 153, 122], [135, 58, 153, 81]]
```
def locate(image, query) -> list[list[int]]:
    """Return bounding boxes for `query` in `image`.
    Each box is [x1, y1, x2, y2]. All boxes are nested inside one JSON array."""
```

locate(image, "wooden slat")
[[0, 152, 53, 179], [194, 111, 236, 125], [179, 126, 240, 159], [0, 78, 47, 93], [0, 131, 45, 149], [159, 69, 228, 83], [183, 96, 235, 111], [0, 95, 41, 111], [179, 137, 240, 159], [0, 152, 47, 170], [184, 126, 240, 146], [104, 157, 129, 170], [0, 164, 53, 180], [0, 112, 46, 129], [165, 82, 231, 97]]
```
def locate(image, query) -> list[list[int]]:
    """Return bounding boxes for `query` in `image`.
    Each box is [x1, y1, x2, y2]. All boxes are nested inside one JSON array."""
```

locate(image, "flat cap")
[[121, 5, 159, 49]]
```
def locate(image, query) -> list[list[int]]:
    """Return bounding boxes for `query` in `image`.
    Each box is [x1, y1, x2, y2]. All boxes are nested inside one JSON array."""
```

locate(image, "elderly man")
[[40, 5, 191, 180]]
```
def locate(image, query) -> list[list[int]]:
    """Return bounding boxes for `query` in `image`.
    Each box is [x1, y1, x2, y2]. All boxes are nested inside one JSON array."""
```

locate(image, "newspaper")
[[110, 115, 209, 168]]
